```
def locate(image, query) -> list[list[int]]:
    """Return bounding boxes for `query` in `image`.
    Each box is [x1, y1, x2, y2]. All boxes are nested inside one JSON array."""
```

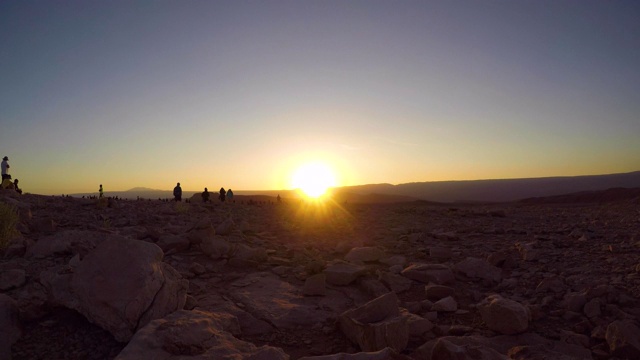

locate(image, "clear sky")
[[1, 1, 639, 195]]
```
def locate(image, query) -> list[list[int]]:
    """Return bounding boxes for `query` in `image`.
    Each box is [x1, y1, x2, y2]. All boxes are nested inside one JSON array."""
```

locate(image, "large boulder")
[[115, 310, 289, 359], [432, 296, 457, 312], [344, 247, 384, 263], [606, 320, 640, 358], [0, 294, 21, 360], [42, 236, 188, 342], [477, 295, 530, 335], [339, 292, 409, 352], [403, 312, 434, 338], [379, 272, 413, 293], [324, 262, 368, 286], [401, 263, 454, 285]]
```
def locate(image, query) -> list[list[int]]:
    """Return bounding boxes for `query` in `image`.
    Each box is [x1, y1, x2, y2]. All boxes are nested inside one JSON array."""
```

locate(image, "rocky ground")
[[1, 189, 639, 359]]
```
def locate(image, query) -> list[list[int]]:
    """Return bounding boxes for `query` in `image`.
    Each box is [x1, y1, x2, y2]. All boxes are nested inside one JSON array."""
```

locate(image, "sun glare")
[[292, 163, 337, 198]]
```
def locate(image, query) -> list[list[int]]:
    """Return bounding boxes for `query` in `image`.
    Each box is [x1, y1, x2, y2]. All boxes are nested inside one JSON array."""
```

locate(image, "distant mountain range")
[[69, 171, 640, 203], [333, 171, 640, 203]]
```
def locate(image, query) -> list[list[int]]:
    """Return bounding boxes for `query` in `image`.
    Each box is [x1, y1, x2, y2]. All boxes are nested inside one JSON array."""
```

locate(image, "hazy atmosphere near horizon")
[[1, 1, 639, 196]]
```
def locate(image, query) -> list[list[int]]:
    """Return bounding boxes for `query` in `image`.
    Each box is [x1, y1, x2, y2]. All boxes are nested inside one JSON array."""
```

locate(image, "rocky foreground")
[[1, 190, 639, 359]]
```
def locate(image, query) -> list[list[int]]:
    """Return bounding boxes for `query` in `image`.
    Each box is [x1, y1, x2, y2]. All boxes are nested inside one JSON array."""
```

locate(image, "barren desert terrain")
[[1, 189, 639, 359]]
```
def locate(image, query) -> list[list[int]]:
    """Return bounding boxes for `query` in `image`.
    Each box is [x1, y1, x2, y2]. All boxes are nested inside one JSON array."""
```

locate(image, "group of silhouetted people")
[[217, 187, 234, 202], [1, 156, 22, 194], [172, 182, 234, 203]]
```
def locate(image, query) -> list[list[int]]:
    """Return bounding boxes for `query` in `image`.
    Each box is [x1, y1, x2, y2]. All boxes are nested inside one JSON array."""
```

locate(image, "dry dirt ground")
[[1, 190, 639, 359]]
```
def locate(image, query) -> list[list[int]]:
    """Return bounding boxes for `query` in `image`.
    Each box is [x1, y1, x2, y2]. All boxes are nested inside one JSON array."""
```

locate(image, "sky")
[[1, 1, 639, 195]]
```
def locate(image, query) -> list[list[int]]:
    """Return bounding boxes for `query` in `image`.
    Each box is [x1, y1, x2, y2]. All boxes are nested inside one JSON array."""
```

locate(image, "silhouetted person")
[[202, 187, 210, 203], [173, 182, 182, 202], [99, 184, 104, 198], [219, 187, 226, 202], [1, 156, 10, 181], [13, 179, 22, 194], [277, 194, 281, 203], [227, 189, 234, 202]]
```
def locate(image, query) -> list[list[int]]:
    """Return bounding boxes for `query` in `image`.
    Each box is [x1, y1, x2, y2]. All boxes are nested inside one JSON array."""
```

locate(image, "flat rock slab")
[[191, 292, 275, 336], [229, 272, 351, 330], [454, 257, 502, 283]]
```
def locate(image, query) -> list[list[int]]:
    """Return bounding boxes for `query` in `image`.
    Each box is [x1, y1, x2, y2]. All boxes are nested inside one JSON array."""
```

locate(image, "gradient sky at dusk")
[[1, 1, 639, 195]]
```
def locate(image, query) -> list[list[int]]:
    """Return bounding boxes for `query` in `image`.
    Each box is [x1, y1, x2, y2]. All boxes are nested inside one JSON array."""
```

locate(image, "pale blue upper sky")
[[1, 1, 639, 194]]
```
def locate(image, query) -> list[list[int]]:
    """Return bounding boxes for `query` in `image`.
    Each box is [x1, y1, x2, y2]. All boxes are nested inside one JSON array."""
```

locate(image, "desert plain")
[[1, 189, 639, 359]]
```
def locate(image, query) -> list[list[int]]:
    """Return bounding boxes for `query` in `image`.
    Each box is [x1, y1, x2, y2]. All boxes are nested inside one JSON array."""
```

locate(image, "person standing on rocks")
[[1, 156, 10, 181], [219, 187, 226, 202], [173, 182, 182, 202], [202, 187, 210, 203], [99, 184, 104, 198]]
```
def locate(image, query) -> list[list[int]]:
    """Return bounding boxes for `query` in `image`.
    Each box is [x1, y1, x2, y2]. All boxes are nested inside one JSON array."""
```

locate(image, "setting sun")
[[291, 162, 337, 198]]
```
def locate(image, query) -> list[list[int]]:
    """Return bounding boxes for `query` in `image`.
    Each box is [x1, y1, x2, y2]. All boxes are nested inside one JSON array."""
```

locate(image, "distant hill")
[[519, 187, 640, 205], [339, 171, 640, 203]]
